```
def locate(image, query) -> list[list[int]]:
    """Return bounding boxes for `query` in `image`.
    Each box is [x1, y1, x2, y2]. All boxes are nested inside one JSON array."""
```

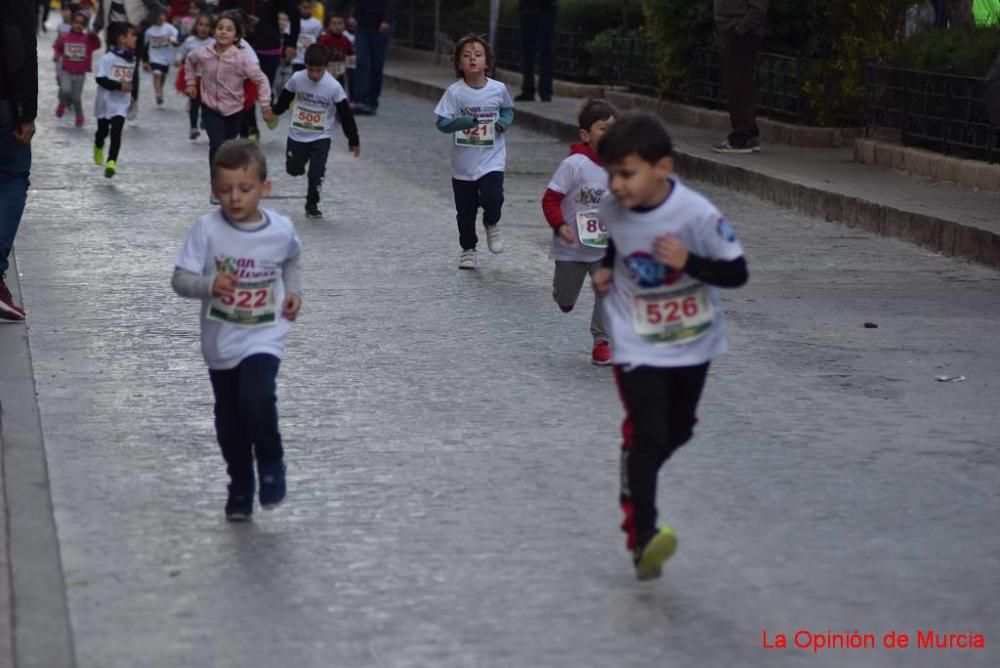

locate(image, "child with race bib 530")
[[542, 98, 616, 366], [271, 43, 359, 219], [93, 21, 138, 179], [433, 34, 514, 270], [591, 113, 749, 581], [171, 139, 303, 521]]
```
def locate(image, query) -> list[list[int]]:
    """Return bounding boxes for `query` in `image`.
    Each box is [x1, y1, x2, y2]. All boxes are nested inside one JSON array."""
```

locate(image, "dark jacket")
[[220, 0, 301, 51], [338, 0, 396, 30], [714, 0, 769, 36], [0, 0, 38, 123]]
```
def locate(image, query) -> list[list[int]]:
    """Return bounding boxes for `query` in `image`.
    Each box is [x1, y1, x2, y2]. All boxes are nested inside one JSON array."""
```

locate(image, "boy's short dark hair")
[[304, 43, 331, 67], [214, 10, 245, 40], [212, 139, 268, 181], [597, 112, 674, 165], [106, 22, 135, 47], [577, 98, 617, 131], [452, 33, 493, 77]]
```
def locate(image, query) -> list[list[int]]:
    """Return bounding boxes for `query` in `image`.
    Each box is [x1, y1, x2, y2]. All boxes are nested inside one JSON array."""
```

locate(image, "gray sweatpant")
[[57, 71, 86, 117], [553, 260, 607, 342]]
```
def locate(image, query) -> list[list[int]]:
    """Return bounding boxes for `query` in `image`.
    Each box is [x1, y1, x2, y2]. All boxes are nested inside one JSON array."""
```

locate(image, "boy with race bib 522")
[[592, 113, 749, 580], [171, 140, 303, 521]]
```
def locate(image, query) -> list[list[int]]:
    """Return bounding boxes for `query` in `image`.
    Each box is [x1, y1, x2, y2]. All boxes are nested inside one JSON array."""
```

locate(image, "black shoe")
[[540, 94, 552, 102], [514, 92, 535, 102], [225, 484, 254, 521], [305, 206, 323, 219], [258, 459, 287, 509]]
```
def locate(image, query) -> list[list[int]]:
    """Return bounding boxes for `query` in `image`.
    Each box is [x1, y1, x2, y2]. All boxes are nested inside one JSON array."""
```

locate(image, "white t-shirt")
[[284, 70, 347, 142], [601, 177, 744, 368], [174, 208, 302, 370], [177, 35, 212, 64], [94, 51, 135, 119], [145, 23, 179, 66], [433, 78, 512, 181], [292, 17, 323, 65], [547, 150, 609, 263]]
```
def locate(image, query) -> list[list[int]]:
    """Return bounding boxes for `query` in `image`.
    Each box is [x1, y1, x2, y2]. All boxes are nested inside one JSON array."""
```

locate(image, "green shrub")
[[889, 22, 1000, 75]]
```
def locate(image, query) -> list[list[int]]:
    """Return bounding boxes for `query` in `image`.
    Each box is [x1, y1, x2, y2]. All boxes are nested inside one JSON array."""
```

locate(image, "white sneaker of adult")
[[458, 249, 477, 270], [485, 225, 504, 254]]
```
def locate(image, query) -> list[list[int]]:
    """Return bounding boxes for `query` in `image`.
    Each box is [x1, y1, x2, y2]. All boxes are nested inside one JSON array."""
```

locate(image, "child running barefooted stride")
[[433, 34, 513, 270], [270, 43, 359, 219], [93, 21, 137, 178], [171, 139, 303, 521], [542, 98, 616, 366], [53, 9, 101, 127], [591, 113, 749, 580]]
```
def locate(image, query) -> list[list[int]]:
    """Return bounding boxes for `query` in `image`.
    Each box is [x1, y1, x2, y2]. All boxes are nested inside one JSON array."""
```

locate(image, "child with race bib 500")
[[171, 140, 303, 521], [434, 34, 514, 270], [592, 113, 749, 581]]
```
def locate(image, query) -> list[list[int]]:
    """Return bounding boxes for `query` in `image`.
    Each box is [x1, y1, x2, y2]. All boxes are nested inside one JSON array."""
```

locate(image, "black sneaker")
[[0, 276, 25, 321], [514, 92, 535, 102], [258, 459, 286, 509], [305, 206, 323, 219], [225, 484, 254, 521]]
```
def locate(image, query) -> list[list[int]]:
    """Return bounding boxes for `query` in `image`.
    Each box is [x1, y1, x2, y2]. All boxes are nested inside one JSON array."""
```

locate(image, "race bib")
[[297, 34, 315, 48], [111, 65, 134, 82], [150, 35, 171, 48], [455, 120, 495, 148], [291, 106, 327, 132], [575, 210, 608, 248], [64, 42, 86, 62], [207, 278, 278, 327], [631, 284, 715, 346]]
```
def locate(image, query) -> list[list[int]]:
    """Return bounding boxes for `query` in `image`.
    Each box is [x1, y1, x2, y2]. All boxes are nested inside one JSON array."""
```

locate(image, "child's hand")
[[282, 293, 301, 321], [592, 268, 613, 296], [121, 81, 133, 93], [53, 53, 60, 62], [142, 62, 151, 71], [557, 223, 575, 244], [185, 84, 197, 98], [261, 108, 275, 123], [349, 144, 360, 157], [653, 234, 689, 270], [212, 273, 237, 297], [452, 115, 476, 131]]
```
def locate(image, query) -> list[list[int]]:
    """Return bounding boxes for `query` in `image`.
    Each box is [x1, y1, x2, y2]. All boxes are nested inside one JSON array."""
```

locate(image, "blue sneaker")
[[258, 460, 286, 509], [225, 483, 254, 522]]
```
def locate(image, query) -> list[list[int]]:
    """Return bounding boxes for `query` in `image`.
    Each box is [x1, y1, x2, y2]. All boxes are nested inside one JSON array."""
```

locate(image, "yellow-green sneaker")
[[104, 160, 117, 179], [633, 526, 678, 581], [93, 145, 104, 165]]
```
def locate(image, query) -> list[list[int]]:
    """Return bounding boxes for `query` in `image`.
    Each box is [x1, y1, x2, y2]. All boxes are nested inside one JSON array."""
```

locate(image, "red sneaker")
[[0, 277, 25, 321], [591, 340, 612, 366]]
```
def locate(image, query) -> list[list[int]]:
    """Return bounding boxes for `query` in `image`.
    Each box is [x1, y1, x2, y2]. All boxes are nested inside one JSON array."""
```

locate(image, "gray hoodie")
[[714, 0, 769, 36]]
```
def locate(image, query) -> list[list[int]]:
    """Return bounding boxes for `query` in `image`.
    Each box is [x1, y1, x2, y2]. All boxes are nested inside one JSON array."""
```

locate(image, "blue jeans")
[[353, 27, 390, 109], [0, 101, 31, 278]]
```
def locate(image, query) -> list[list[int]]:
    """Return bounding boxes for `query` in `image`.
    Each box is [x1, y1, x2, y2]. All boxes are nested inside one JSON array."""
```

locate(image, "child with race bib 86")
[[171, 139, 303, 521], [591, 113, 749, 581], [542, 98, 616, 366], [271, 43, 359, 219], [434, 34, 514, 270]]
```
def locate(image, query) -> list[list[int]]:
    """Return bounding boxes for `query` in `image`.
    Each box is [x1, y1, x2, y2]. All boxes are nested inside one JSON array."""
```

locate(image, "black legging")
[[95, 116, 125, 161], [202, 104, 243, 169]]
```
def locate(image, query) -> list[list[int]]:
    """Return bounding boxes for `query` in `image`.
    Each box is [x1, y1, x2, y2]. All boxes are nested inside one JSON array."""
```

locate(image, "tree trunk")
[[946, 0, 974, 26]]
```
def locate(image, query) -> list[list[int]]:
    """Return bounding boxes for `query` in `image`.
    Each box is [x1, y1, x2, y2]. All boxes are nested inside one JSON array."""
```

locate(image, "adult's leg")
[[368, 32, 390, 110], [478, 171, 504, 228], [353, 28, 372, 108], [0, 100, 31, 279], [208, 366, 255, 492], [236, 354, 284, 465], [537, 4, 557, 99], [107, 116, 125, 161], [518, 8, 539, 96], [452, 178, 479, 250], [305, 138, 331, 209], [720, 29, 762, 147]]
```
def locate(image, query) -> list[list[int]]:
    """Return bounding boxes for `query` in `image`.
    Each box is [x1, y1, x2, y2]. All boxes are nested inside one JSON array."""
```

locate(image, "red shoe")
[[55, 103, 65, 118], [591, 340, 612, 366], [0, 277, 26, 321]]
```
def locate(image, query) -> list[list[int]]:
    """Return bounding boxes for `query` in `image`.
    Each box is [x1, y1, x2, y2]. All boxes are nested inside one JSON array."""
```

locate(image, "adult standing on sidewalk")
[[346, 0, 394, 115], [0, 0, 37, 321], [712, 0, 768, 154], [516, 0, 557, 102]]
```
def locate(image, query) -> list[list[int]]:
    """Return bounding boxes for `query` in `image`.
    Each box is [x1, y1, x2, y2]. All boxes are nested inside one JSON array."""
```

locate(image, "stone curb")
[[855, 138, 1000, 193], [0, 253, 77, 668], [383, 70, 1000, 268]]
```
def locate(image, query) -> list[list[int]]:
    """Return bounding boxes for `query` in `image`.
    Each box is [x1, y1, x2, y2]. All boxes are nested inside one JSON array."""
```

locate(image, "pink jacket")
[[54, 31, 102, 75], [184, 44, 271, 117]]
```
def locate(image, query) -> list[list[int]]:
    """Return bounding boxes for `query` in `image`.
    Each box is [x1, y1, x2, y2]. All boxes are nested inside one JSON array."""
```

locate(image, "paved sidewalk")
[[383, 57, 1000, 268]]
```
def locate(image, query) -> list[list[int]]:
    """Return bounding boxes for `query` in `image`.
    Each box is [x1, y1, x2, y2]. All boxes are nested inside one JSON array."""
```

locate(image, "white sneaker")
[[458, 249, 477, 270], [485, 225, 504, 254]]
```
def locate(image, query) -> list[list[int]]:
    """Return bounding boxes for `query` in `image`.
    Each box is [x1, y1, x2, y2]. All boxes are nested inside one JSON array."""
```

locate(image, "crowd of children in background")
[[41, 4, 752, 583]]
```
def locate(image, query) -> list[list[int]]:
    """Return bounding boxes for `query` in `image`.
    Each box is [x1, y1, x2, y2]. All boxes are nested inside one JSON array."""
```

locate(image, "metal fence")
[[866, 64, 999, 162], [393, 10, 437, 51], [467, 22, 598, 83]]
